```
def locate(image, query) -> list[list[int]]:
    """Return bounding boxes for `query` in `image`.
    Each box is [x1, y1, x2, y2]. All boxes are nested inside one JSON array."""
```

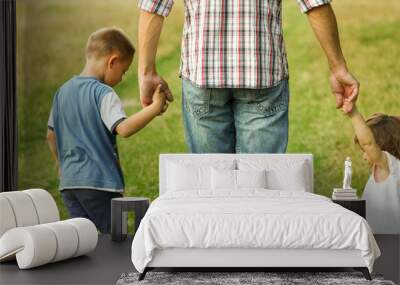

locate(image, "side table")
[[332, 199, 366, 218], [111, 197, 150, 242]]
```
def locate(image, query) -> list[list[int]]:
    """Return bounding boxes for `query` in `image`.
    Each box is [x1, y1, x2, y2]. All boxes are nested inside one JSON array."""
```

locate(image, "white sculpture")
[[332, 157, 357, 200], [342, 157, 352, 190]]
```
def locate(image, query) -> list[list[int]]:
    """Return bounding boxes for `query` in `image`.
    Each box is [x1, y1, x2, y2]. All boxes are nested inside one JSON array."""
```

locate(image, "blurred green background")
[[17, 0, 400, 219]]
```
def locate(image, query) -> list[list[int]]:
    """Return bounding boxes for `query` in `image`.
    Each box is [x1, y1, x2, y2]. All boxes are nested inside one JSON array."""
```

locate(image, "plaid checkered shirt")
[[138, 0, 331, 89]]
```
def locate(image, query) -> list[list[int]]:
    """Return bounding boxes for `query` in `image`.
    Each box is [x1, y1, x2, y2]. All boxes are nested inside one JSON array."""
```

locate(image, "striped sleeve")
[[297, 0, 332, 13], [138, 0, 174, 17]]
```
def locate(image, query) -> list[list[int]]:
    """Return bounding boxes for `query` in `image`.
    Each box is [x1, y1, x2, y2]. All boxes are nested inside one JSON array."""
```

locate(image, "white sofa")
[[0, 189, 98, 269]]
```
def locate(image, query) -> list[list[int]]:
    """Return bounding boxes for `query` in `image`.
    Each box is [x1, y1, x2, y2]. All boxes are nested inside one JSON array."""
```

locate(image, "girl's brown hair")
[[355, 113, 400, 160]]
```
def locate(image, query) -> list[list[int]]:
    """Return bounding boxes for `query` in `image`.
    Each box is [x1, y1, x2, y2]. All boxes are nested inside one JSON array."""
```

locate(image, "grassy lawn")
[[17, 0, 400, 220]]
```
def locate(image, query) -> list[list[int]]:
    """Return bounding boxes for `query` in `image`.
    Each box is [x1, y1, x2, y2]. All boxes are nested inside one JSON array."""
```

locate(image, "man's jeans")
[[182, 78, 289, 153]]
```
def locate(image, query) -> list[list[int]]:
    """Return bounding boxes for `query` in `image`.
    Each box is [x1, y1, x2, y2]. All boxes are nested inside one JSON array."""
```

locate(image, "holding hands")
[[330, 67, 360, 114], [151, 83, 169, 115], [137, 10, 173, 110], [139, 72, 173, 108]]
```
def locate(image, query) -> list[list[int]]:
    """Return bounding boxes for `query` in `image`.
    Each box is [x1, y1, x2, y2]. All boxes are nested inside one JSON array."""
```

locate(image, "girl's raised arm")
[[349, 106, 390, 182]]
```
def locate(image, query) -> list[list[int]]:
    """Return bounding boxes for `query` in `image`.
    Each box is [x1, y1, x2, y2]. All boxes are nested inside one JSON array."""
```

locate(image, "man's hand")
[[139, 72, 173, 107], [138, 10, 173, 107], [330, 67, 359, 113], [306, 4, 359, 114]]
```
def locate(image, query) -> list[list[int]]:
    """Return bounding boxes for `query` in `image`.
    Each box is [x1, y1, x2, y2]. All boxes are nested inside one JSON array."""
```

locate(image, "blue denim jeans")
[[182, 79, 289, 153], [61, 189, 122, 234]]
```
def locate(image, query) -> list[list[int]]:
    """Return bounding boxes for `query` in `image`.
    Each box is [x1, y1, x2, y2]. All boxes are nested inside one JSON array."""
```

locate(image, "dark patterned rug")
[[116, 271, 396, 285]]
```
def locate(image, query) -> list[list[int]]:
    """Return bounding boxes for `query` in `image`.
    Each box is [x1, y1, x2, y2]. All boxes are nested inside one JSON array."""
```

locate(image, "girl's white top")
[[362, 151, 400, 234]]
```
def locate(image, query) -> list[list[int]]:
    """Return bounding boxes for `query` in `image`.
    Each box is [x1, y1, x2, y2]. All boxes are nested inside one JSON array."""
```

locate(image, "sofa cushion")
[[0, 196, 17, 237], [0, 218, 98, 269], [24, 189, 60, 223], [0, 191, 39, 227]]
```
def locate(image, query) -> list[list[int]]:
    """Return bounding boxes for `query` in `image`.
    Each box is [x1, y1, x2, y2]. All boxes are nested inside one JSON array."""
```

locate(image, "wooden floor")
[[0, 235, 398, 285]]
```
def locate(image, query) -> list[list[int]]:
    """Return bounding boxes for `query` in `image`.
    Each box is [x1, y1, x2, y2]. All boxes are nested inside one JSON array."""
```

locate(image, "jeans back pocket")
[[255, 80, 289, 117], [182, 79, 211, 120]]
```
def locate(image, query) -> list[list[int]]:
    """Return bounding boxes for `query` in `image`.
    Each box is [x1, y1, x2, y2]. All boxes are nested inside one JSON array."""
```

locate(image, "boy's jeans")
[[182, 79, 289, 153], [61, 189, 122, 234]]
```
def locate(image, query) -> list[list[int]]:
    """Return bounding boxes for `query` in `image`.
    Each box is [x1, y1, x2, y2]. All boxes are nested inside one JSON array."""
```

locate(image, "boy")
[[46, 27, 168, 233]]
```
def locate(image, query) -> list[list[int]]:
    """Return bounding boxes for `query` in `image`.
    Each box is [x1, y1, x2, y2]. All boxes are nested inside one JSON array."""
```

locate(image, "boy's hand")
[[152, 84, 168, 115], [158, 102, 169, 116]]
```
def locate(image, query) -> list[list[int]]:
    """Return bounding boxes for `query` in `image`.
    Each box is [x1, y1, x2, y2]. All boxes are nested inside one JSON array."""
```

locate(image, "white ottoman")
[[0, 189, 98, 269]]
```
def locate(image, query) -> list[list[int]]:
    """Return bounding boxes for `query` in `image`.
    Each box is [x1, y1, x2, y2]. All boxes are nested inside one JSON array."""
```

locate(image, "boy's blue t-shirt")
[[48, 76, 126, 192]]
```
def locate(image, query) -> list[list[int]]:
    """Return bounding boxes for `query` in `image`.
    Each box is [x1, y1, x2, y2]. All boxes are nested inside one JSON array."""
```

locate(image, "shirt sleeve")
[[100, 92, 127, 135], [296, 0, 331, 13], [47, 107, 54, 130], [384, 151, 400, 180], [371, 151, 400, 184], [138, 0, 174, 17]]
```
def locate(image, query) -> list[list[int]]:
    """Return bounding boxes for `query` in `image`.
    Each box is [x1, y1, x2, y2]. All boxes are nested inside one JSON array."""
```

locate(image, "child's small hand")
[[152, 84, 168, 115], [158, 101, 169, 116], [341, 99, 354, 116]]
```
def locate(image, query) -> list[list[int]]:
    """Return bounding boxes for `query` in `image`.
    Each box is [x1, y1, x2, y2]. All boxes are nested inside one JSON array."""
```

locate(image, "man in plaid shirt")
[[137, 0, 359, 153]]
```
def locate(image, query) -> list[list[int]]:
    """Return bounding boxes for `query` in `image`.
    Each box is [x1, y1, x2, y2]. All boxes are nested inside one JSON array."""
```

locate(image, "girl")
[[346, 105, 400, 234]]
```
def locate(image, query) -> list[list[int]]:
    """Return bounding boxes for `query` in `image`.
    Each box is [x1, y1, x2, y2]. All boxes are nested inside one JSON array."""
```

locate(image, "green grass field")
[[17, 0, 400, 220]]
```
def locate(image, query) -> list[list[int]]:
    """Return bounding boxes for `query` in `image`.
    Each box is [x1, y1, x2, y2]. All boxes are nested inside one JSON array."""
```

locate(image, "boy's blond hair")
[[355, 113, 400, 160], [86, 27, 135, 60]]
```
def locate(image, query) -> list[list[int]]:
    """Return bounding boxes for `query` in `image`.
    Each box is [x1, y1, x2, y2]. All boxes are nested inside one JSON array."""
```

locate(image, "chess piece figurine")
[[342, 157, 352, 190]]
